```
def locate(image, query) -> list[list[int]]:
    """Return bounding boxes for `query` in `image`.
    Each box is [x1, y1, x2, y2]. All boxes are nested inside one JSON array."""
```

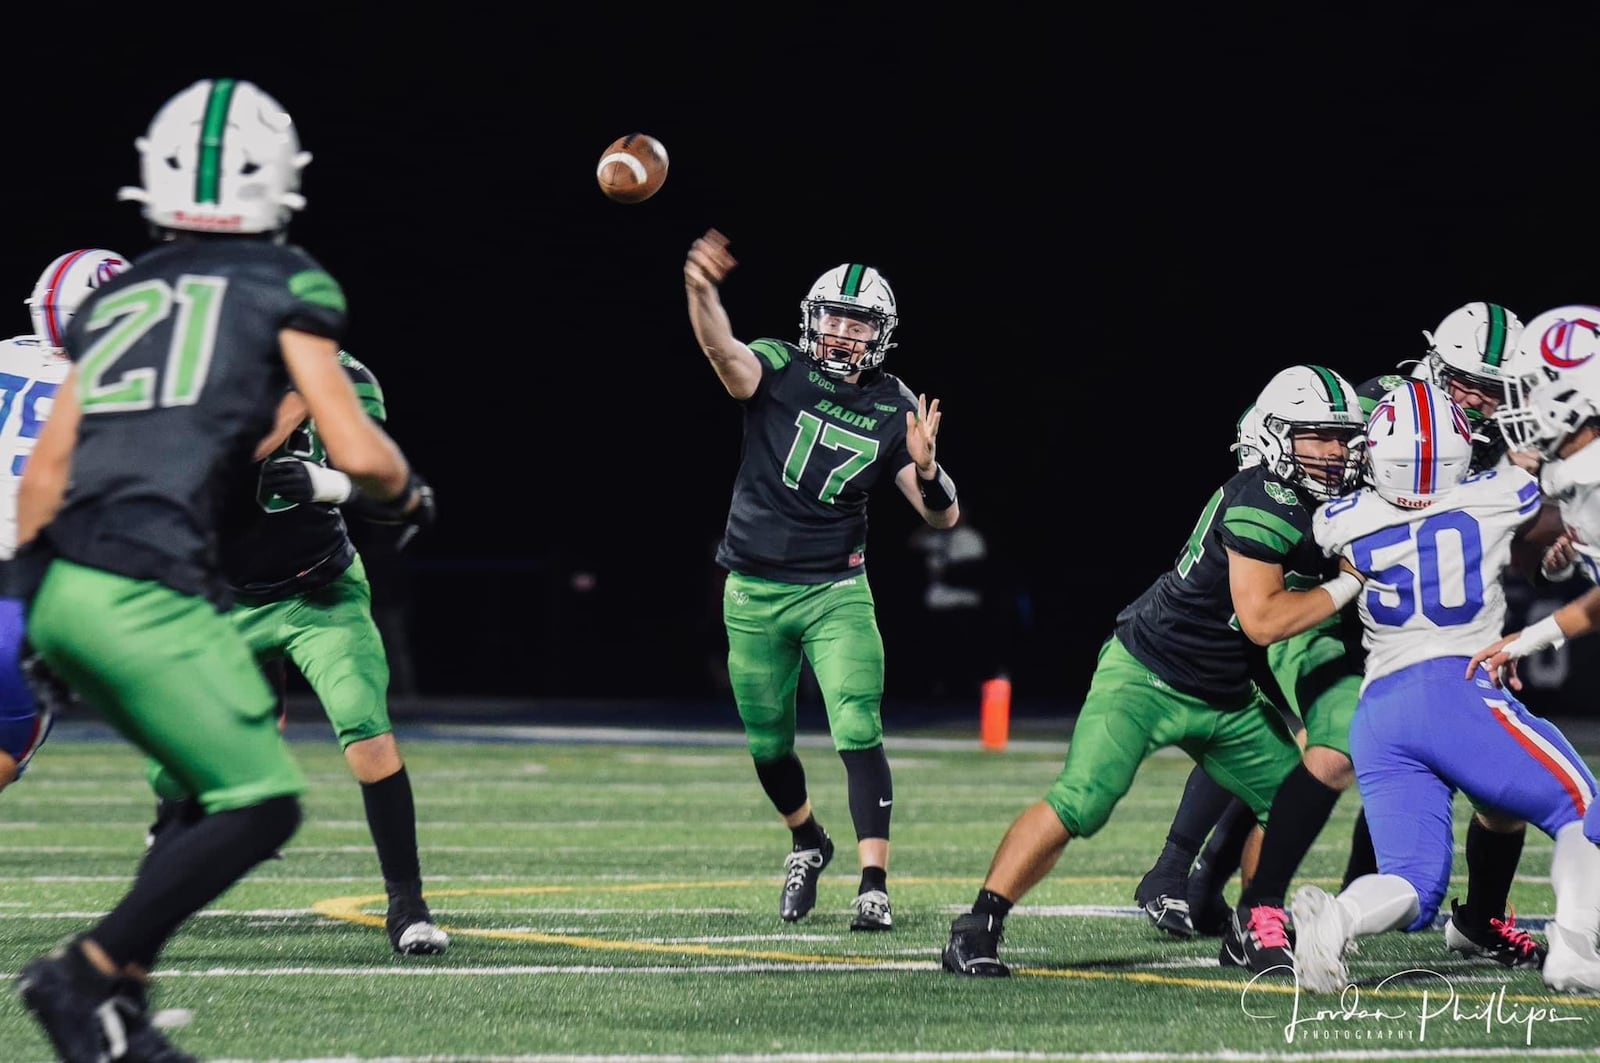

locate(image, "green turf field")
[[2, 722, 1597, 1061]]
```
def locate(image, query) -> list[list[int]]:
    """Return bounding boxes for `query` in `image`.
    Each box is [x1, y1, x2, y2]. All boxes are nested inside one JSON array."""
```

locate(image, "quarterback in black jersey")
[[686, 228, 958, 933], [943, 364, 1369, 977], [13, 79, 420, 1061], [145, 349, 447, 957]]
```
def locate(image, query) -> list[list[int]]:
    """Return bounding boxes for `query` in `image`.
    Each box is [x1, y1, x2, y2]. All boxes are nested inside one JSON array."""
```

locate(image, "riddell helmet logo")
[[1540, 319, 1600, 370], [173, 211, 246, 231]]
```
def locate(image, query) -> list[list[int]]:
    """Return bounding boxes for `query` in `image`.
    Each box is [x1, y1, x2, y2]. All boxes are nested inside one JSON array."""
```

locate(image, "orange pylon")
[[980, 675, 1012, 751]]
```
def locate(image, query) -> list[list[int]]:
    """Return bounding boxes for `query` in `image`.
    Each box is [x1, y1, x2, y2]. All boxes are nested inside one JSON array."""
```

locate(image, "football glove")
[[260, 457, 353, 505], [350, 472, 436, 550]]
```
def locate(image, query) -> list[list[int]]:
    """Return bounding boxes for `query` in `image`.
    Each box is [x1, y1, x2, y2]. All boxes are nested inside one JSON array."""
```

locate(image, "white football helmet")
[[118, 79, 311, 238], [1498, 305, 1600, 459], [1363, 379, 1474, 509], [26, 248, 130, 352], [1245, 364, 1366, 500], [798, 263, 898, 376], [1423, 302, 1523, 395], [1231, 404, 1266, 469]]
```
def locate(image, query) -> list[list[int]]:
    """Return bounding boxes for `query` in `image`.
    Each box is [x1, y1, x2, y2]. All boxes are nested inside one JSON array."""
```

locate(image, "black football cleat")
[[779, 833, 834, 922], [942, 912, 1011, 977], [112, 978, 198, 1063], [1219, 902, 1295, 977], [1444, 899, 1546, 969], [15, 939, 122, 1063], [850, 889, 893, 931], [386, 880, 451, 956]]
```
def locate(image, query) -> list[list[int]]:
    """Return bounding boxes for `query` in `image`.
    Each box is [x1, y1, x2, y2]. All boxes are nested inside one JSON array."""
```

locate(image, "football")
[[596, 133, 669, 204]]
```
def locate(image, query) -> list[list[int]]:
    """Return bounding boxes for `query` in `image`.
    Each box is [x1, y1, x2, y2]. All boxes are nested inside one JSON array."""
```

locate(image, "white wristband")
[[1500, 615, 1567, 661], [1318, 571, 1362, 611], [305, 463, 354, 504], [1543, 559, 1577, 583]]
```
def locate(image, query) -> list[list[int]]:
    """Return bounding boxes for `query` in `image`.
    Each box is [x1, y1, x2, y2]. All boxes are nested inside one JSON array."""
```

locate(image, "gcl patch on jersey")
[[1264, 481, 1298, 507]]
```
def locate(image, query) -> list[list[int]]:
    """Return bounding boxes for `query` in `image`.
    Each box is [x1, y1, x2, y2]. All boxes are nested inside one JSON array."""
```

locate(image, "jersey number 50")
[[1348, 510, 1486, 628]]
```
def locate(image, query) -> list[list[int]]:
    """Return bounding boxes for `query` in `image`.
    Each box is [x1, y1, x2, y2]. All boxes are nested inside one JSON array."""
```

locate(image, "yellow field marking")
[[311, 880, 1600, 1008]]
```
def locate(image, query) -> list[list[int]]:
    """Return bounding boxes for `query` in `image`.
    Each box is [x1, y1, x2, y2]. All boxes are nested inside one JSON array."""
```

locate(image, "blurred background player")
[[1294, 378, 1600, 994], [685, 228, 958, 932], [12, 78, 422, 1062], [0, 250, 128, 796], [944, 365, 1365, 977], [144, 349, 444, 956]]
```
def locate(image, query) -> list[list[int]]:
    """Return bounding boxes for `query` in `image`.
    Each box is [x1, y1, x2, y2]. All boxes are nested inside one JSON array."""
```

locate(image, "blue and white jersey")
[[1538, 444, 1600, 585], [1313, 466, 1542, 692], [0, 336, 68, 559]]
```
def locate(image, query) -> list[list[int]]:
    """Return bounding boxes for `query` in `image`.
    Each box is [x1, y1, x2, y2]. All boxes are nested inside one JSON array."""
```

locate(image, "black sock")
[[1189, 798, 1254, 903], [1459, 818, 1526, 929], [859, 866, 887, 894], [791, 814, 827, 851], [1239, 763, 1342, 909], [973, 888, 1013, 923], [1341, 807, 1378, 890], [1152, 765, 1235, 880], [361, 766, 421, 884], [93, 795, 300, 969]]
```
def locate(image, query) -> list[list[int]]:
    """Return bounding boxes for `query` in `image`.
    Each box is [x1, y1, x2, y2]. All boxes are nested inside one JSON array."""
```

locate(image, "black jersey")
[[46, 239, 345, 606], [222, 351, 385, 601], [1114, 465, 1333, 704], [714, 339, 917, 584]]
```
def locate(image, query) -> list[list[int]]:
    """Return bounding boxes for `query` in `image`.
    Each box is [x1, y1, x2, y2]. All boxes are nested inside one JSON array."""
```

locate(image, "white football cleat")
[[1543, 923, 1600, 995], [1290, 885, 1350, 994]]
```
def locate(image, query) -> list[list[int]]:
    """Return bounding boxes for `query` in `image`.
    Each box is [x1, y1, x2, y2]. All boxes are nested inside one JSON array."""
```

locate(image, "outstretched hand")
[[906, 394, 942, 473], [685, 228, 737, 293]]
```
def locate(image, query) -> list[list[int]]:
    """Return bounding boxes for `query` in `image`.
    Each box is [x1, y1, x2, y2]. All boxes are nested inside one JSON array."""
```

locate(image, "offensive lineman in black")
[[145, 349, 447, 956], [943, 365, 1369, 977], [685, 228, 959, 933]]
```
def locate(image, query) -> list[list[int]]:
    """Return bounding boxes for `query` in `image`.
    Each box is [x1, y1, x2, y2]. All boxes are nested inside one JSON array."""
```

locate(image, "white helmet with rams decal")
[[118, 78, 311, 239], [1245, 364, 1366, 500], [1498, 305, 1600, 459], [799, 263, 898, 376], [1364, 379, 1474, 509], [26, 249, 130, 353], [1424, 302, 1522, 396]]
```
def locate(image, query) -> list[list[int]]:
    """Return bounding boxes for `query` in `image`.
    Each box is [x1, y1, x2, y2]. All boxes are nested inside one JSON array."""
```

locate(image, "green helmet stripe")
[[1483, 303, 1508, 367], [1308, 365, 1348, 412], [841, 264, 865, 297], [196, 78, 237, 205]]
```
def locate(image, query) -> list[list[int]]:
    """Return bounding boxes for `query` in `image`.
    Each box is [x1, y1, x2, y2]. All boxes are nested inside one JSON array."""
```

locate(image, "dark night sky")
[[6, 7, 1599, 706]]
